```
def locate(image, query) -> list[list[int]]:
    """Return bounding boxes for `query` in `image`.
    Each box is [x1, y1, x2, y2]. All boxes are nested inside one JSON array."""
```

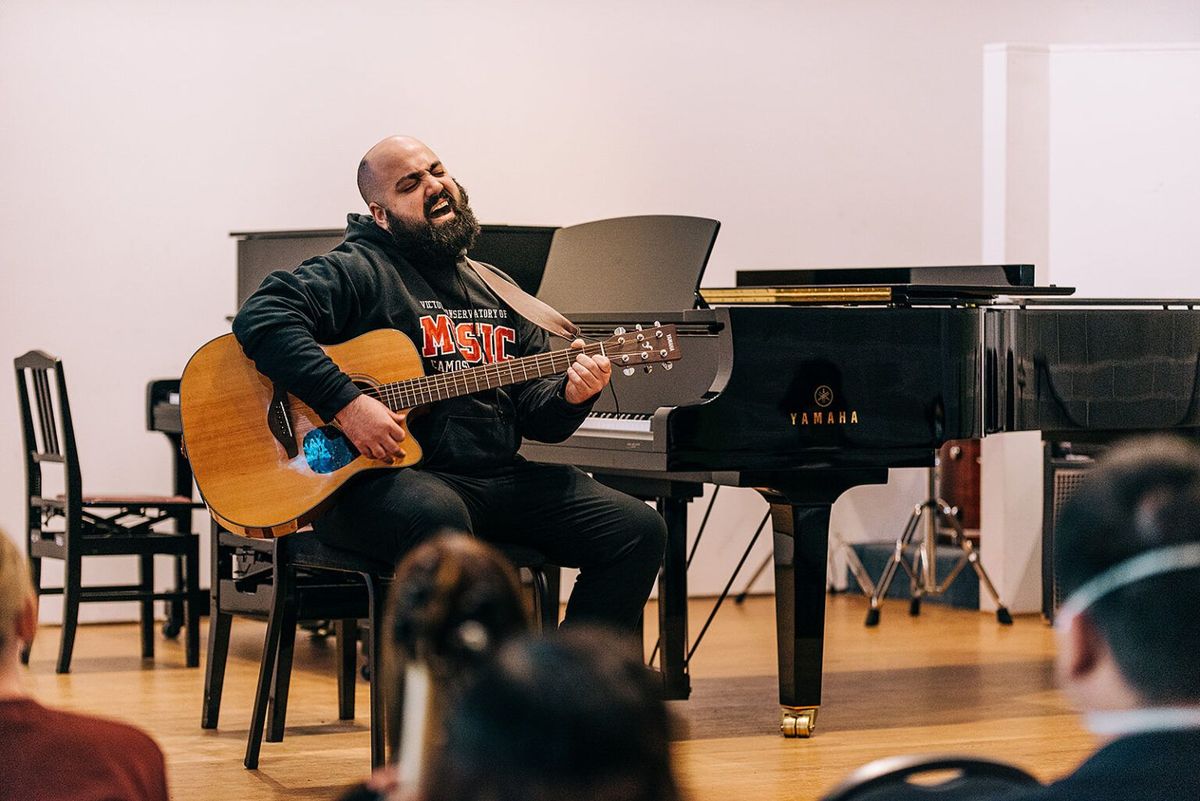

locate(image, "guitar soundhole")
[[303, 427, 360, 474]]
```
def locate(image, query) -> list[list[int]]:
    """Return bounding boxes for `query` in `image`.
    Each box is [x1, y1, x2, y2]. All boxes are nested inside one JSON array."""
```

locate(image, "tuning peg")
[[659, 349, 668, 358], [614, 326, 626, 335], [621, 355, 631, 364], [622, 367, 635, 377], [635, 324, 643, 331], [663, 362, 673, 371], [653, 320, 661, 327], [640, 352, 649, 361], [655, 329, 664, 338], [643, 365, 654, 374]]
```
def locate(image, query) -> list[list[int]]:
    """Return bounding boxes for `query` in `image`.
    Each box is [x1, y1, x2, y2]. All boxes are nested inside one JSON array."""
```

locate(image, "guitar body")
[[180, 329, 425, 537]]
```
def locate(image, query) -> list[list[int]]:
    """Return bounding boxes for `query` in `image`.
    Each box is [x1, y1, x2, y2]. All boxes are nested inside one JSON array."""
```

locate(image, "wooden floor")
[[22, 594, 1096, 800]]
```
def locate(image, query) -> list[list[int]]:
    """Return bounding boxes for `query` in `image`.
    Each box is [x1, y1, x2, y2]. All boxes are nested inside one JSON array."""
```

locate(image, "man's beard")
[[385, 180, 481, 264]]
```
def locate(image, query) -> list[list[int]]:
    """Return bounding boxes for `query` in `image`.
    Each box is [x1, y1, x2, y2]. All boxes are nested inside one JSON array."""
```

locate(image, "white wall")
[[3, 1, 1199, 622], [1050, 45, 1200, 292]]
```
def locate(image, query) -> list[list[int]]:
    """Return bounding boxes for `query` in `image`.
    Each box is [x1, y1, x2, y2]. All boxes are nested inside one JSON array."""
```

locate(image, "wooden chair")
[[201, 521, 560, 770], [15, 350, 203, 673]]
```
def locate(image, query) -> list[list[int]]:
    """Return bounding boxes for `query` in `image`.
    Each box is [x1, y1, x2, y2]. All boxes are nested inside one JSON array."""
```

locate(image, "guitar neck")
[[371, 342, 606, 410]]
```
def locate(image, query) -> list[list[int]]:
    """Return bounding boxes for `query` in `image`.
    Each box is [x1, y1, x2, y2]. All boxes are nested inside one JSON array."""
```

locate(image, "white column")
[[979, 44, 1051, 614]]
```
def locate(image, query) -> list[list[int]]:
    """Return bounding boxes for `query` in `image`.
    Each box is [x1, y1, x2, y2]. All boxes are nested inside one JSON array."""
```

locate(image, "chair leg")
[[530, 568, 550, 634], [202, 609, 233, 729], [57, 555, 82, 675], [185, 543, 201, 668], [245, 569, 290, 770], [21, 557, 41, 665], [546, 566, 561, 628], [366, 575, 387, 770], [337, 619, 357, 720], [266, 596, 299, 743], [165, 554, 186, 639], [29, 555, 42, 589], [635, 610, 646, 661], [531, 566, 560, 633], [139, 554, 155, 659]]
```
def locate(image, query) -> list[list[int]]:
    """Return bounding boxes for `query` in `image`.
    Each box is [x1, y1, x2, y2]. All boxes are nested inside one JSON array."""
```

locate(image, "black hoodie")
[[232, 213, 593, 473]]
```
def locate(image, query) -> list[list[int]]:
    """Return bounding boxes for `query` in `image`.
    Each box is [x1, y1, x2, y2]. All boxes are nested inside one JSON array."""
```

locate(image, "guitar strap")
[[466, 257, 580, 340]]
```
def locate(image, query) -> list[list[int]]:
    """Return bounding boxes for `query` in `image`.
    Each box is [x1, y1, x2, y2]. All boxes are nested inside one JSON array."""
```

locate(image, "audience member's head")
[[387, 532, 528, 678], [0, 530, 170, 800], [422, 627, 682, 801], [0, 530, 37, 687], [1054, 435, 1200, 722], [381, 532, 530, 776]]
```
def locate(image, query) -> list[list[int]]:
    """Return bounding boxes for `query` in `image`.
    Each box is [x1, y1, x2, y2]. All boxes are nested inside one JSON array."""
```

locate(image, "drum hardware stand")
[[864, 459, 1013, 627]]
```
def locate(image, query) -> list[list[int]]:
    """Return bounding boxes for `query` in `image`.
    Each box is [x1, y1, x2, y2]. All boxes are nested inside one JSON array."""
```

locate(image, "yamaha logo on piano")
[[789, 385, 860, 426]]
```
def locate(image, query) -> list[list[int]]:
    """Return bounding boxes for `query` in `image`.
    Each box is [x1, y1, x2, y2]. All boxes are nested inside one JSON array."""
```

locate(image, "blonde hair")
[[0, 531, 34, 646]]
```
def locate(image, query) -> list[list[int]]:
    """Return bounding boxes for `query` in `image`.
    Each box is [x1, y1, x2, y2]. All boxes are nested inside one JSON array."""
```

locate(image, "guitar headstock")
[[602, 323, 682, 376]]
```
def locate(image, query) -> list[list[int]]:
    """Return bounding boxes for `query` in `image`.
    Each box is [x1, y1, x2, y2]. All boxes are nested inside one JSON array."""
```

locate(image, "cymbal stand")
[[864, 459, 1012, 627]]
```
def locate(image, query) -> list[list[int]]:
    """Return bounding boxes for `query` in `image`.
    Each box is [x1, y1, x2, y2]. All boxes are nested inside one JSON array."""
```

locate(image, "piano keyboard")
[[577, 412, 653, 438]]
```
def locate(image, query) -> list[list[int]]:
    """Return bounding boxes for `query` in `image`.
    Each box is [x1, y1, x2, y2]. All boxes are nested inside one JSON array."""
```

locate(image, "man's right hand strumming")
[[335, 394, 407, 461]]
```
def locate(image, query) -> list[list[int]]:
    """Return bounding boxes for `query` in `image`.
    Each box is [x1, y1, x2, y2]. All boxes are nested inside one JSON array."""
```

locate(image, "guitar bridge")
[[267, 384, 299, 459]]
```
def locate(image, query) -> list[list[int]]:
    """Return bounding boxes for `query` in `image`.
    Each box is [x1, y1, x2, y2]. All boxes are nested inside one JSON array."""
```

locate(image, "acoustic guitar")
[[180, 325, 681, 538]]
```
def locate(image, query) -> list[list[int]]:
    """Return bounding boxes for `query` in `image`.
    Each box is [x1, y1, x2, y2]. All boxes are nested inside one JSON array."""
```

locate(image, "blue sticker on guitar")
[[303, 427, 358, 474]]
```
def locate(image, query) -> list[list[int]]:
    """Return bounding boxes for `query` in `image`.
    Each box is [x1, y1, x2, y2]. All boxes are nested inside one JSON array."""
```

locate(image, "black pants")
[[315, 460, 666, 630]]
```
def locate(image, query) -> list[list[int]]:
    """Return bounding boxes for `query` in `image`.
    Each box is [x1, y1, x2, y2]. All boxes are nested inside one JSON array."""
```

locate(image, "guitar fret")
[[380, 338, 620, 410]]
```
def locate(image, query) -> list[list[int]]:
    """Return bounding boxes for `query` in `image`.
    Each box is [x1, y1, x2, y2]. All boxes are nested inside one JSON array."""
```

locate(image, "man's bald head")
[[355, 135, 479, 262], [357, 135, 433, 206]]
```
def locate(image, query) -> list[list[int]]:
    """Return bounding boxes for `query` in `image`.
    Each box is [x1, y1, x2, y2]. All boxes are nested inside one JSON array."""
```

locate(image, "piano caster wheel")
[[909, 597, 921, 616], [161, 620, 181, 639], [997, 606, 1013, 625], [780, 706, 818, 738], [865, 608, 880, 627]]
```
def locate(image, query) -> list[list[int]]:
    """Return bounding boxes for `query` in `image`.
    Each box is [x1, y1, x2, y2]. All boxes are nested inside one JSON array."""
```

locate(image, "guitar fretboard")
[[368, 342, 607, 410]]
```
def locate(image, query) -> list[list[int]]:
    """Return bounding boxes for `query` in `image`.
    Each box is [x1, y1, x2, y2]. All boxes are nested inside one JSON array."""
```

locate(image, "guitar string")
[[362, 342, 605, 410], [359, 333, 671, 410]]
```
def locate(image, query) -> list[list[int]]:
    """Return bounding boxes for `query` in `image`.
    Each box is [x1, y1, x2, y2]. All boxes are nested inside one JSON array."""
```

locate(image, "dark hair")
[[1055, 435, 1200, 703], [384, 534, 529, 754], [422, 627, 683, 801], [387, 533, 527, 672]]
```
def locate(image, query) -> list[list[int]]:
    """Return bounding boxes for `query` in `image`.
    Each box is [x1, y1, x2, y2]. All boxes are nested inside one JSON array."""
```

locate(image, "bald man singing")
[[232, 137, 666, 630]]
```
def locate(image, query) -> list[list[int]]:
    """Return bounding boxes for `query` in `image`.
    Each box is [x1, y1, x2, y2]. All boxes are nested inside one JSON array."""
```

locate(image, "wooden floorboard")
[[21, 594, 1097, 800]]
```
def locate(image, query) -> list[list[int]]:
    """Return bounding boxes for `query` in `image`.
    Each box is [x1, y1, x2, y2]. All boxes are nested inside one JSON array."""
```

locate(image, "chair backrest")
[[821, 754, 1040, 801], [14, 351, 82, 520]]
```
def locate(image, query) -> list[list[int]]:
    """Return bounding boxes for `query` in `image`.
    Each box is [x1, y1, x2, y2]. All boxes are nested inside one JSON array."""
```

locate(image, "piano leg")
[[591, 473, 701, 700], [756, 469, 887, 738], [657, 497, 691, 701], [765, 498, 827, 737]]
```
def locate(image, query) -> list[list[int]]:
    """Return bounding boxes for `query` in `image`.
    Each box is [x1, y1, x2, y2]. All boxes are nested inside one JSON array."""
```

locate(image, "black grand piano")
[[517, 218, 1200, 737], [151, 217, 1200, 738]]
